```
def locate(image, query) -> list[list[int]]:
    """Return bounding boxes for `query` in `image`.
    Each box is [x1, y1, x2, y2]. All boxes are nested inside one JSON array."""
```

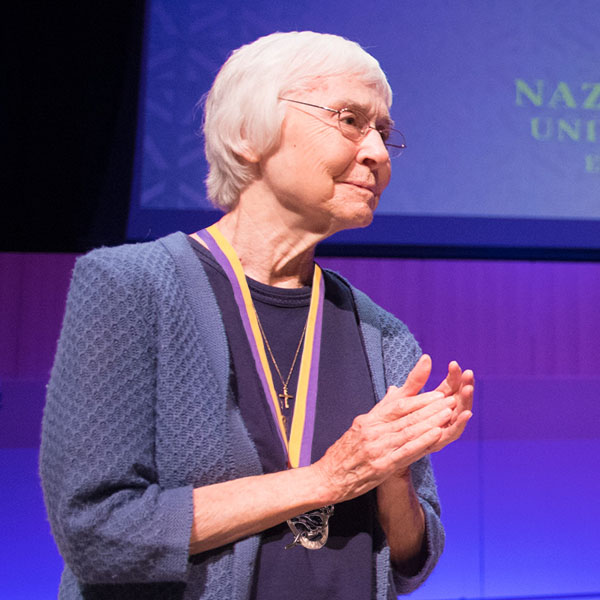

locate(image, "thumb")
[[397, 354, 432, 397]]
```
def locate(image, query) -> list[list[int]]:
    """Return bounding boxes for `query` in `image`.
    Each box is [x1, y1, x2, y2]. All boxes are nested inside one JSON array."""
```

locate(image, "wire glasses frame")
[[279, 97, 406, 158]]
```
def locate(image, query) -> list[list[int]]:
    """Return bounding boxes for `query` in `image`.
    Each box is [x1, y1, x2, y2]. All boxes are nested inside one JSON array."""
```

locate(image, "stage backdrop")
[[2, 1, 600, 598], [1, 252, 599, 599], [127, 0, 600, 255]]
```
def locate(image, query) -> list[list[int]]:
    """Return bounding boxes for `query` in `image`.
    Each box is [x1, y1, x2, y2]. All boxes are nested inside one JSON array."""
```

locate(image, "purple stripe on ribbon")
[[197, 229, 289, 457], [298, 270, 325, 467]]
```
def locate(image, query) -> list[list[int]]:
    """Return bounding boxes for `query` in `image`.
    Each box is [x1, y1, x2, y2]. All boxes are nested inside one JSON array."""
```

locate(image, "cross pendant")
[[279, 387, 293, 409]]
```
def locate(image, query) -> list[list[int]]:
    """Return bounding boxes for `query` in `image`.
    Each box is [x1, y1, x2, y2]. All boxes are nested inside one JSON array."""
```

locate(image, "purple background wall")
[[1, 251, 599, 598]]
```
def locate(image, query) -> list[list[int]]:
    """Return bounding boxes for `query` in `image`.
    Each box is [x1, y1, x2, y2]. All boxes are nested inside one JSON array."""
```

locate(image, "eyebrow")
[[335, 99, 394, 127]]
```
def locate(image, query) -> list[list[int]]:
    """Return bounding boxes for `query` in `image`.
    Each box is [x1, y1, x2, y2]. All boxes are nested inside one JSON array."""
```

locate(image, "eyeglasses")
[[279, 98, 406, 158]]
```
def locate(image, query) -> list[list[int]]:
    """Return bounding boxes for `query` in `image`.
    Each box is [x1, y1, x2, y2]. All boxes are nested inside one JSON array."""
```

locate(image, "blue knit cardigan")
[[40, 232, 444, 600]]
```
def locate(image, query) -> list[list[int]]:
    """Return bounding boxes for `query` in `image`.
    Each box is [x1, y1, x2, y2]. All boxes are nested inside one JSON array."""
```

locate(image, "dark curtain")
[[2, 2, 146, 252]]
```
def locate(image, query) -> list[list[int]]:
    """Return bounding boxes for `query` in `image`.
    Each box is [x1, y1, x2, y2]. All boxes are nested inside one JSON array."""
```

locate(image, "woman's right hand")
[[313, 354, 465, 504]]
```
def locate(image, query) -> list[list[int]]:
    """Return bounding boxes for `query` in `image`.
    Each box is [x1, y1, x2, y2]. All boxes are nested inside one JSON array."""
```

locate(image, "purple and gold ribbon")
[[197, 225, 324, 468]]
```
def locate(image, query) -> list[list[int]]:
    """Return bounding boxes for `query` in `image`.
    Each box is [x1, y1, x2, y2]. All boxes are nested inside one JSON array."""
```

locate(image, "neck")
[[215, 206, 321, 289]]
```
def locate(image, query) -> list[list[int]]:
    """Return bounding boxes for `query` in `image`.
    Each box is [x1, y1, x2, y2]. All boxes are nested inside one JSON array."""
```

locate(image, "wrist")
[[306, 461, 340, 507], [377, 471, 425, 565]]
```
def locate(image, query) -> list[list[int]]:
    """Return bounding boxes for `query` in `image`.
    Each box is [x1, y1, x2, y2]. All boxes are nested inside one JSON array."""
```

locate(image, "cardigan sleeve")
[[39, 248, 195, 585], [378, 311, 446, 594]]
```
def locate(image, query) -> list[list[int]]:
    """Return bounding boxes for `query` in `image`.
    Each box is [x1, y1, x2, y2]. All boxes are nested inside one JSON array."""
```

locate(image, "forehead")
[[301, 76, 391, 119]]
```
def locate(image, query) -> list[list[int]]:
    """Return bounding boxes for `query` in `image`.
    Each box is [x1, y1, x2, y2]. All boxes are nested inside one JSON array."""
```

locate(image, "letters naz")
[[516, 80, 600, 110]]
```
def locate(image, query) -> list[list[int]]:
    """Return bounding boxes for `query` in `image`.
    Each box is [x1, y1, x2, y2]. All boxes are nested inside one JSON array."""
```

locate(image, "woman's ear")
[[236, 142, 261, 164], [235, 126, 261, 164]]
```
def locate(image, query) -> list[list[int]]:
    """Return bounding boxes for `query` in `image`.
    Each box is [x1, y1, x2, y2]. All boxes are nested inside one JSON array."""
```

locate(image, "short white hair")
[[202, 31, 393, 211]]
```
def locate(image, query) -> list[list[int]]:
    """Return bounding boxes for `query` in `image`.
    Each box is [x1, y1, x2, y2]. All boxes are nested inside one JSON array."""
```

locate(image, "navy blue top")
[[190, 237, 378, 600]]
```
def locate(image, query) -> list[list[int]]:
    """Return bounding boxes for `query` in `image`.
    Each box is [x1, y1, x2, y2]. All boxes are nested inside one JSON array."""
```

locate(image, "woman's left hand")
[[393, 356, 474, 455], [375, 356, 473, 566]]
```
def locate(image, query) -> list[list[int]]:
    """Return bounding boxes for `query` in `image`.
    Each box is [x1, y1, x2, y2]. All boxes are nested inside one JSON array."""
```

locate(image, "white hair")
[[201, 31, 393, 211]]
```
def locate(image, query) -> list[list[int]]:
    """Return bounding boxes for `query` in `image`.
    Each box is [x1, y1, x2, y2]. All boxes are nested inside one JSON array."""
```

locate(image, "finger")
[[455, 381, 474, 412], [446, 379, 473, 425], [462, 369, 475, 386], [374, 388, 446, 421], [364, 402, 453, 470], [431, 410, 473, 452], [387, 403, 455, 451], [388, 393, 457, 432], [459, 382, 474, 406], [396, 354, 432, 397], [435, 361, 463, 396], [390, 426, 444, 466]]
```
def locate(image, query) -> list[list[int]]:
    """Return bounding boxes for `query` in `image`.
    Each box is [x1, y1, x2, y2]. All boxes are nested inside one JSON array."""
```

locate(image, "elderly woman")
[[40, 31, 473, 599]]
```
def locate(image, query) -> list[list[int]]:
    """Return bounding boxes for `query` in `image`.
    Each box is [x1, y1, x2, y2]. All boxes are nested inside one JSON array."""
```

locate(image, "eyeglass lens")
[[337, 109, 406, 157]]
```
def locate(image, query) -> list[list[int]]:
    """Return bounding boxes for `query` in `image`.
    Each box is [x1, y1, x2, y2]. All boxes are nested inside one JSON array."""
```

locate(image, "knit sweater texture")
[[40, 232, 445, 600]]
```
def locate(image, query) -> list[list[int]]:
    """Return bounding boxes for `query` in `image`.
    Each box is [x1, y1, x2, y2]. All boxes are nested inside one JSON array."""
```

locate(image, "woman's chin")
[[334, 207, 375, 233]]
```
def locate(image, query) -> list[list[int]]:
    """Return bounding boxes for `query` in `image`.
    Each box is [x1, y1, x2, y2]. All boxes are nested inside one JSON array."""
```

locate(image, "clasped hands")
[[315, 354, 474, 503]]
